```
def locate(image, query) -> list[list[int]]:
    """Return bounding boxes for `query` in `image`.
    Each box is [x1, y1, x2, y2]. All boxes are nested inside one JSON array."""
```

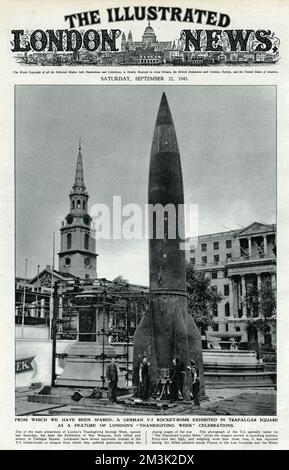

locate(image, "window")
[[201, 243, 207, 252], [190, 247, 195, 253], [224, 284, 229, 296], [225, 302, 230, 316], [212, 271, 218, 279], [214, 241, 219, 250], [191, 258, 195, 265], [77, 200, 81, 209], [85, 274, 90, 280], [67, 233, 71, 250], [226, 240, 232, 249], [84, 257, 90, 267], [84, 234, 89, 250], [214, 254, 219, 264], [236, 326, 241, 332], [226, 253, 232, 260], [72, 201, 75, 209], [83, 201, 86, 210], [202, 256, 207, 265], [212, 323, 218, 331], [225, 323, 229, 332]]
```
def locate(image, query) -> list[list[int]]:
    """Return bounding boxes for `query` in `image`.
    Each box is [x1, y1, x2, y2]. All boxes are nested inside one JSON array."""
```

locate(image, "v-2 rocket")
[[133, 92, 203, 390]]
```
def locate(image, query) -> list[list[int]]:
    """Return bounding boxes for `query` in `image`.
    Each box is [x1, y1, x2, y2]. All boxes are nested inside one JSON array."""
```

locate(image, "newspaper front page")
[[0, 0, 288, 453]]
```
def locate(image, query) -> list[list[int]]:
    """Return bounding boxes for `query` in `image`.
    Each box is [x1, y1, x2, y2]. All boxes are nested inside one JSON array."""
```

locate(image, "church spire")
[[73, 139, 86, 190], [59, 140, 97, 280]]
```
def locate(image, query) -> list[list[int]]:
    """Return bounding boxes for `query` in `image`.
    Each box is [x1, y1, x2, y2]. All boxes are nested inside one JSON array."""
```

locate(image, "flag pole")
[[36, 264, 40, 317], [21, 258, 28, 338]]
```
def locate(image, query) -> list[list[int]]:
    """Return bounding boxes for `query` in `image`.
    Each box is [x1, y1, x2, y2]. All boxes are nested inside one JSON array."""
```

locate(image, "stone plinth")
[[202, 349, 276, 389], [203, 350, 260, 366], [204, 371, 276, 389], [56, 341, 126, 388]]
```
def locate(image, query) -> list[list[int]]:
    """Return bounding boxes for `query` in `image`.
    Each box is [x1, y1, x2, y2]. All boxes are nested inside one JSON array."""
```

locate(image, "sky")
[[16, 85, 276, 284]]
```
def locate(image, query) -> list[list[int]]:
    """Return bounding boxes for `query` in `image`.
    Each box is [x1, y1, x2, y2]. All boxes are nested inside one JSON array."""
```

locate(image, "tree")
[[113, 275, 128, 285], [186, 262, 222, 334], [245, 279, 276, 348]]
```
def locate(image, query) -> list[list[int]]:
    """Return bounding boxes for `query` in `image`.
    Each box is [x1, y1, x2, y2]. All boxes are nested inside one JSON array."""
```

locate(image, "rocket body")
[[148, 92, 186, 294], [133, 93, 203, 391]]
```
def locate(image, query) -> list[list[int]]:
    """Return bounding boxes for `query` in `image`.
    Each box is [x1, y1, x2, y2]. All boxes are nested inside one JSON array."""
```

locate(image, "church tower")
[[58, 142, 97, 280]]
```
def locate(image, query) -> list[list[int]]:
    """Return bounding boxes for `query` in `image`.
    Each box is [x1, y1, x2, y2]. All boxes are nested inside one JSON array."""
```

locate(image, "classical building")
[[188, 221, 276, 347], [121, 22, 172, 52], [58, 142, 97, 280]]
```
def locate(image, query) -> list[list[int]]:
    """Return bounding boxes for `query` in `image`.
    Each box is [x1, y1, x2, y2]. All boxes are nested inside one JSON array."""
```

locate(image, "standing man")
[[190, 360, 200, 407], [133, 354, 142, 397], [183, 364, 193, 402], [106, 357, 118, 403], [139, 356, 150, 400], [178, 355, 186, 398], [169, 357, 180, 402]]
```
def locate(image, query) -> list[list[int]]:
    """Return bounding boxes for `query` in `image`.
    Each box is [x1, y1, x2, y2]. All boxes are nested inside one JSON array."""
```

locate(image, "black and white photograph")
[[15, 85, 277, 417]]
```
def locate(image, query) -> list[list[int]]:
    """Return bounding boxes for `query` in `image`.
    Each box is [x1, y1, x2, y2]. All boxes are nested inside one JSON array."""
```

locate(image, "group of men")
[[105, 355, 200, 406], [169, 357, 200, 406]]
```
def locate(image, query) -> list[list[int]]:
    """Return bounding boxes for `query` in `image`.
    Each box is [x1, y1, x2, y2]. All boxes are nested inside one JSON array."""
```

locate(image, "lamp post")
[[126, 299, 129, 386], [21, 258, 28, 339], [101, 287, 107, 389], [51, 281, 59, 387]]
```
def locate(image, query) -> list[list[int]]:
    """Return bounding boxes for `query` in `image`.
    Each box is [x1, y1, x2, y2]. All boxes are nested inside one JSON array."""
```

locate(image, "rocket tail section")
[[133, 295, 204, 392]]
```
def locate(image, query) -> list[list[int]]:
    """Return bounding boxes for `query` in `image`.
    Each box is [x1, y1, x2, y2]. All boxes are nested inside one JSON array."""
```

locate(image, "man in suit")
[[190, 360, 200, 406], [139, 356, 150, 400], [106, 357, 118, 403], [169, 357, 180, 402]]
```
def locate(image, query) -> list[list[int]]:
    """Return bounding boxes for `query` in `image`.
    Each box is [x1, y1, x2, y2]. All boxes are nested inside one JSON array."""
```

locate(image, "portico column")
[[248, 237, 252, 257], [256, 274, 262, 319], [59, 294, 63, 320], [228, 278, 234, 318], [231, 277, 238, 318], [263, 235, 267, 257], [237, 278, 242, 312], [241, 275, 247, 318], [40, 298, 45, 318]]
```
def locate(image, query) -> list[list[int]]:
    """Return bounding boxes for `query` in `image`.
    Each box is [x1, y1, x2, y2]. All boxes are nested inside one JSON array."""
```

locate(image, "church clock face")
[[67, 214, 73, 224], [83, 214, 90, 225], [84, 257, 90, 267]]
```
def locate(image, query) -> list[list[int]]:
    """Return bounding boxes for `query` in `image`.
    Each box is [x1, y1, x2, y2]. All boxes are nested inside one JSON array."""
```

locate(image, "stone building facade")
[[188, 222, 276, 347]]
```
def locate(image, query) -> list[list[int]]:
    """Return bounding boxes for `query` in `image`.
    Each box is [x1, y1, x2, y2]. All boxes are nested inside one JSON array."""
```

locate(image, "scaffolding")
[[52, 280, 149, 388]]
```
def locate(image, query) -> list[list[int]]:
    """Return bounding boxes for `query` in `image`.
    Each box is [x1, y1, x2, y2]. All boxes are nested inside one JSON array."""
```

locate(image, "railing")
[[192, 253, 276, 269], [227, 254, 276, 263], [15, 315, 48, 326], [192, 262, 225, 269], [56, 330, 135, 343]]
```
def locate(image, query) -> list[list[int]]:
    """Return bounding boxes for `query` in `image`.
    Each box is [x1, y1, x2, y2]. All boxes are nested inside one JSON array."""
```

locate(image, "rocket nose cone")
[[156, 92, 174, 126]]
